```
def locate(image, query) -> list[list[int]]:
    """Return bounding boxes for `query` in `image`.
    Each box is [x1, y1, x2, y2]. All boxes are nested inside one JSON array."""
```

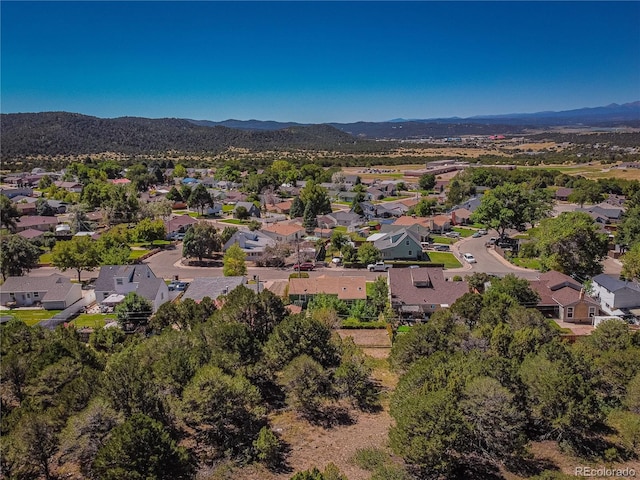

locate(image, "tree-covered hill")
[[0, 112, 384, 158]]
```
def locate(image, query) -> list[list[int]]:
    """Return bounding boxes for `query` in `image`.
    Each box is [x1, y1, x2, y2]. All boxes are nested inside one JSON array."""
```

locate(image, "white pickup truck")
[[367, 261, 391, 272]]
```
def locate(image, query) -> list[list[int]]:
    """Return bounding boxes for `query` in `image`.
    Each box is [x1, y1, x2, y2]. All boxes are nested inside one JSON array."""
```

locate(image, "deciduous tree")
[[115, 292, 153, 331], [51, 236, 101, 282], [0, 194, 20, 231], [534, 211, 609, 279], [223, 243, 247, 276], [471, 183, 552, 237], [0, 234, 41, 279], [182, 221, 220, 263]]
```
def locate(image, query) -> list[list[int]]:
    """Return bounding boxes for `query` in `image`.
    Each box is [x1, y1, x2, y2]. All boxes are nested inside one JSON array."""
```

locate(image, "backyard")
[[3, 309, 63, 327]]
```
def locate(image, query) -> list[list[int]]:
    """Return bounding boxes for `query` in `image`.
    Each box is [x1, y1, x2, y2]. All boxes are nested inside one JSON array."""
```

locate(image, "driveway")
[[447, 233, 541, 280]]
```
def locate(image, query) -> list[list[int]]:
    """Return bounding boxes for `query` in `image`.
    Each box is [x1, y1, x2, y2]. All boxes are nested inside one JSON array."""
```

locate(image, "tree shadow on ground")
[[305, 405, 356, 429]]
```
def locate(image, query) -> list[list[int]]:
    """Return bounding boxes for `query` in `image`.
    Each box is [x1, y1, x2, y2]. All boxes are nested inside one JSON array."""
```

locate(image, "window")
[[408, 250, 412, 256], [116, 278, 123, 285], [406, 240, 410, 245], [589, 307, 596, 317], [26, 293, 31, 298], [103, 292, 109, 298], [567, 307, 574, 319], [34, 292, 39, 298]]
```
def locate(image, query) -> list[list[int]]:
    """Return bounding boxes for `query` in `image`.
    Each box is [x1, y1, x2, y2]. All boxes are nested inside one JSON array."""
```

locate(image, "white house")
[[94, 264, 169, 312], [591, 274, 640, 316]]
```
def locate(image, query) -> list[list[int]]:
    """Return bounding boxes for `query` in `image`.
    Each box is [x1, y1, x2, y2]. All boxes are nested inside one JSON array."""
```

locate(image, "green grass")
[[5, 309, 63, 326], [173, 210, 200, 218], [430, 235, 455, 245], [129, 249, 151, 260], [510, 257, 542, 270], [333, 226, 348, 233], [70, 313, 117, 328], [366, 282, 375, 297], [219, 219, 245, 225], [452, 227, 476, 238], [39, 252, 53, 264], [222, 205, 235, 213], [426, 252, 462, 269]]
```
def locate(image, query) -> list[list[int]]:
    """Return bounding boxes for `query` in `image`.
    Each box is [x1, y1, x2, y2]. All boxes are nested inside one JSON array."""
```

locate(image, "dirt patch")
[[336, 329, 392, 348], [500, 441, 640, 479]]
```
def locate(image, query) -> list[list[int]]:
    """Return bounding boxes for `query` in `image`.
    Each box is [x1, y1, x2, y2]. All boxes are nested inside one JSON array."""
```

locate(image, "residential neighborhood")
[[1, 161, 638, 340]]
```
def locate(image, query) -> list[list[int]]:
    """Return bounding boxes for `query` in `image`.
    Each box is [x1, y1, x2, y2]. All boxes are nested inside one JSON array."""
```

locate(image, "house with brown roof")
[[261, 223, 306, 243], [392, 216, 432, 229], [389, 267, 468, 320], [268, 200, 293, 215], [17, 228, 46, 241], [528, 271, 600, 324], [164, 214, 198, 236], [555, 187, 574, 201], [14, 215, 58, 233], [288, 275, 367, 306], [450, 208, 473, 225], [54, 181, 83, 193]]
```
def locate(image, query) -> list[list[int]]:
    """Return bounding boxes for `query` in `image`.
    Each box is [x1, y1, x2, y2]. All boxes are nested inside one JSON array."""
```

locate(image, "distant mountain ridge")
[[186, 101, 640, 138], [0, 112, 370, 158], [1, 102, 638, 158]]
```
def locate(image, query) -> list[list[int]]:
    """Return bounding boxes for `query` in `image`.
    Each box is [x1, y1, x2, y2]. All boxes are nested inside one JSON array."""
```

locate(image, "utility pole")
[[296, 233, 302, 278]]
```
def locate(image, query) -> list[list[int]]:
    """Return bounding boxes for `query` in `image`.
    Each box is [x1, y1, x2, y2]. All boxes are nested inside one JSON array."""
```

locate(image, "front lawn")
[[5, 309, 63, 326], [426, 252, 462, 269], [452, 227, 476, 238], [219, 219, 245, 225], [430, 235, 455, 245], [510, 257, 542, 270], [39, 252, 53, 264], [129, 249, 152, 260], [70, 313, 117, 329]]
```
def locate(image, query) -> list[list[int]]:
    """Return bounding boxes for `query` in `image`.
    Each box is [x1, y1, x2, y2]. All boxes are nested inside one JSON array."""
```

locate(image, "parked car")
[[478, 229, 488, 236], [168, 281, 189, 291], [367, 261, 391, 272], [472, 232, 481, 238], [445, 231, 461, 238], [434, 244, 450, 251], [331, 257, 342, 265], [293, 262, 315, 271], [463, 253, 476, 263]]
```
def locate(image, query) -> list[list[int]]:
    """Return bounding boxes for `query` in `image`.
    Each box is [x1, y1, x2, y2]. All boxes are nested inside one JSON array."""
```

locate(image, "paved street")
[[445, 233, 540, 280], [27, 232, 624, 285]]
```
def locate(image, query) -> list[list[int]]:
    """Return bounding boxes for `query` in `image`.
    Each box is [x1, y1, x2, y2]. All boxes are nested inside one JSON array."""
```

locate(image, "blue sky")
[[2, 1, 639, 123]]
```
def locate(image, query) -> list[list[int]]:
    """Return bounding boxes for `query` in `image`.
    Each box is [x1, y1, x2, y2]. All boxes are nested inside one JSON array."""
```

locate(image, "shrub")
[[351, 447, 389, 471]]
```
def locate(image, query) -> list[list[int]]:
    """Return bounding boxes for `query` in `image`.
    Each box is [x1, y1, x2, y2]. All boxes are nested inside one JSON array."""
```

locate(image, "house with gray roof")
[[592, 274, 640, 316], [94, 264, 169, 312], [181, 276, 247, 303], [223, 230, 275, 259], [1, 274, 82, 310], [320, 210, 363, 228], [370, 228, 424, 260], [234, 201, 261, 218]]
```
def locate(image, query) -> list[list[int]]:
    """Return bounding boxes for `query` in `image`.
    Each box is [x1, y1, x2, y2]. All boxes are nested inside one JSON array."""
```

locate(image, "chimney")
[[579, 288, 585, 300]]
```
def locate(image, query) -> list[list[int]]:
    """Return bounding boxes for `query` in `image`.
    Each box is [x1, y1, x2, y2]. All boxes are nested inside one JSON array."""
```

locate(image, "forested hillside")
[[0, 112, 386, 158]]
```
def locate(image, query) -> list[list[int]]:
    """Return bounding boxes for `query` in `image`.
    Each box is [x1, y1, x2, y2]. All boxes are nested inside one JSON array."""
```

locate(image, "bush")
[[351, 447, 389, 471], [253, 426, 283, 469], [289, 272, 310, 279], [341, 318, 387, 329], [452, 275, 463, 282]]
